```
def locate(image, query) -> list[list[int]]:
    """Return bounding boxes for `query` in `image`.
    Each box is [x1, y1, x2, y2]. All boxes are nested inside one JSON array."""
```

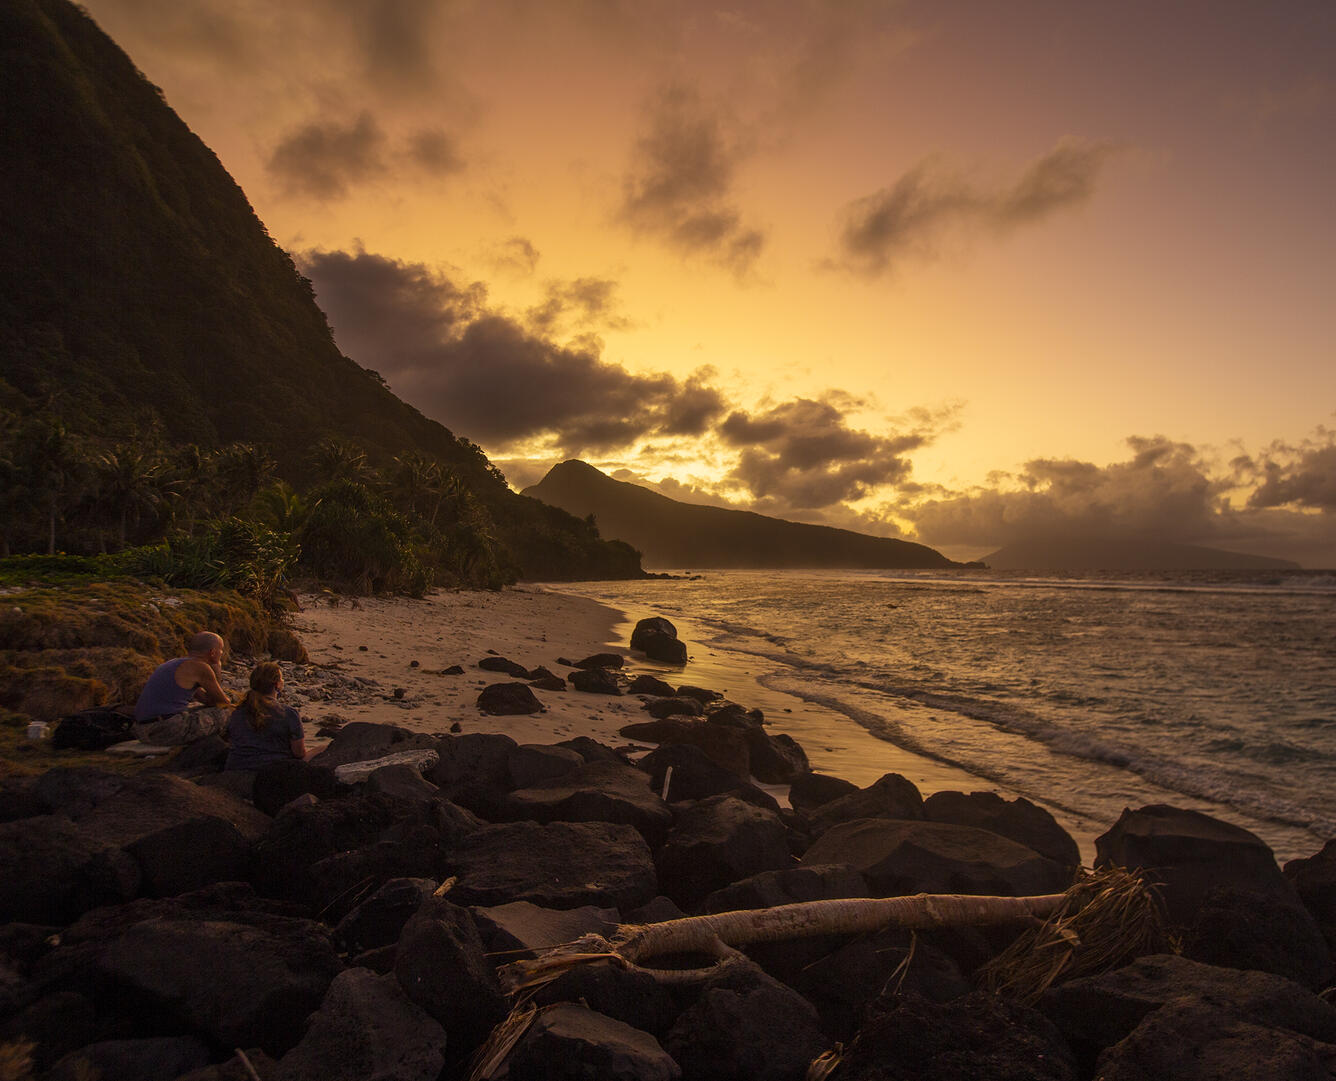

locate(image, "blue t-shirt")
[[225, 703, 304, 771]]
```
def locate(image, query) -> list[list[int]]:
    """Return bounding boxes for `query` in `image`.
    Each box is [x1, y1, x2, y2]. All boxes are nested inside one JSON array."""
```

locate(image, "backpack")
[[52, 705, 135, 750]]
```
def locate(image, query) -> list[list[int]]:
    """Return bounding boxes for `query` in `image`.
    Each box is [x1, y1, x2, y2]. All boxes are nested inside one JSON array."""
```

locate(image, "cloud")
[[266, 113, 388, 199], [617, 84, 767, 275], [716, 396, 934, 509], [407, 128, 464, 175], [1247, 432, 1336, 511], [488, 236, 541, 278], [526, 278, 632, 333], [299, 247, 727, 453], [831, 138, 1118, 276]]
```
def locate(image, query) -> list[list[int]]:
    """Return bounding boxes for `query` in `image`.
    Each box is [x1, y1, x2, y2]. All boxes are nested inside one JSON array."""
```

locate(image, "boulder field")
[[2, 618, 1332, 1080]]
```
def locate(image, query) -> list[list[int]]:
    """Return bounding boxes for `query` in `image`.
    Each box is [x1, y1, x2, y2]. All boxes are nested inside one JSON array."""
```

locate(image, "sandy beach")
[[280, 584, 1056, 832]]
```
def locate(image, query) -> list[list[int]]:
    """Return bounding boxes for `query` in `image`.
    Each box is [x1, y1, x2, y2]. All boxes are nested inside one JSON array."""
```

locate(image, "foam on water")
[[553, 568, 1336, 861]]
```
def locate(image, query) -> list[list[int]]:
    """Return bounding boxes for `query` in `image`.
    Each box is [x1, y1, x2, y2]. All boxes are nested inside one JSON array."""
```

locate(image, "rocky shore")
[[2, 611, 1335, 1081]]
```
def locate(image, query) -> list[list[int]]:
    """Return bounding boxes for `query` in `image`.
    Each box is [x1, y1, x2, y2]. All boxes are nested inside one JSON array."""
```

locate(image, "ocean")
[[549, 568, 1336, 863]]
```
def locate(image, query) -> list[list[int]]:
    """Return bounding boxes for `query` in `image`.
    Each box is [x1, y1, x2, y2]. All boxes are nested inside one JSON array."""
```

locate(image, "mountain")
[[0, 0, 639, 580], [523, 460, 959, 570], [983, 537, 1301, 571]]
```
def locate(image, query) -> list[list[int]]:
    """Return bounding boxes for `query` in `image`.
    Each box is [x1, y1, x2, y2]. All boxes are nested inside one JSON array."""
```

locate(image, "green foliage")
[[296, 480, 431, 595], [120, 518, 297, 605]]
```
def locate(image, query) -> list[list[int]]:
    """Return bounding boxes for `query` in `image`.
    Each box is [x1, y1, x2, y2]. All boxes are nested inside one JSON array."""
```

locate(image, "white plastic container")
[[26, 721, 50, 741]]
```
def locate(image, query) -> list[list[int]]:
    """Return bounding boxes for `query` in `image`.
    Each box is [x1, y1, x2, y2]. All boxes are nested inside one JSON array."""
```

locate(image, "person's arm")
[[183, 658, 231, 706], [289, 710, 306, 759]]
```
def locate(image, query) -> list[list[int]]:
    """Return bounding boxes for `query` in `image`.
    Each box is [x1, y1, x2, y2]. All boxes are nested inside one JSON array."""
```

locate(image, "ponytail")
[[243, 661, 283, 731]]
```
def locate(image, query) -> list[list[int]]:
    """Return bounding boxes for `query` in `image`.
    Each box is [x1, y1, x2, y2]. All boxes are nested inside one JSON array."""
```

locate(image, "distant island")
[[523, 460, 960, 570], [984, 537, 1301, 572]]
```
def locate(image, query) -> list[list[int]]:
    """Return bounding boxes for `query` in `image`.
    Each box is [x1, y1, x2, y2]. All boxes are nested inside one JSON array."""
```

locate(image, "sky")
[[80, 0, 1336, 565]]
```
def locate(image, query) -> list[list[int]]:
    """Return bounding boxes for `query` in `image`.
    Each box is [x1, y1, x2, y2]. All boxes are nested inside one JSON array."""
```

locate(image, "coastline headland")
[[1, 586, 1333, 1079]]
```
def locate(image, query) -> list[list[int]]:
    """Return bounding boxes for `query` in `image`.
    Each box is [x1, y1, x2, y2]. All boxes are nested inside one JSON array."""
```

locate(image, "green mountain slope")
[[0, 0, 640, 580], [523, 460, 959, 570]]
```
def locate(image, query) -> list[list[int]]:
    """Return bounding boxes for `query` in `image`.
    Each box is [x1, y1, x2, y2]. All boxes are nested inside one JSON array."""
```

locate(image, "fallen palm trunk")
[[503, 889, 1068, 993], [480, 869, 1167, 1081]]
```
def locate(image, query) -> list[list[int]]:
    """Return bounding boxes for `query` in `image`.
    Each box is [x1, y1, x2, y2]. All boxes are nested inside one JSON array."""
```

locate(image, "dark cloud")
[[489, 236, 541, 278], [526, 278, 631, 333], [347, 0, 442, 95], [831, 138, 1118, 276], [717, 397, 930, 509], [407, 128, 464, 175], [1247, 435, 1336, 511], [267, 113, 388, 199], [618, 85, 767, 275], [267, 114, 466, 199], [908, 436, 1223, 549], [299, 248, 727, 453]]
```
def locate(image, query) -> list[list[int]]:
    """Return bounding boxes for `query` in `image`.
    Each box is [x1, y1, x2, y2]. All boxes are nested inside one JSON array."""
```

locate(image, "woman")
[[224, 661, 306, 770]]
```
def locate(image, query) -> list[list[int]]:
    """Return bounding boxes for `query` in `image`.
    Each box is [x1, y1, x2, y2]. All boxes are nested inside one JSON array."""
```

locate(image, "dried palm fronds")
[[977, 866, 1174, 1004], [467, 1000, 537, 1081], [806, 1045, 844, 1081]]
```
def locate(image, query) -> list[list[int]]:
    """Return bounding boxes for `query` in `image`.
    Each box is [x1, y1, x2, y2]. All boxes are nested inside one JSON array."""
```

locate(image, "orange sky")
[[79, 1, 1336, 564]]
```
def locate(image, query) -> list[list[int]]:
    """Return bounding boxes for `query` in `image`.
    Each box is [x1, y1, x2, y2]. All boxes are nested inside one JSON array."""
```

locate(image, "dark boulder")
[[45, 1036, 211, 1081], [630, 675, 676, 696], [1285, 839, 1336, 951], [477, 682, 545, 715], [802, 819, 1070, 898], [788, 771, 859, 813], [638, 743, 777, 810], [364, 763, 442, 803], [508, 743, 583, 788], [1184, 884, 1334, 989], [478, 655, 531, 678], [558, 735, 625, 763], [505, 760, 674, 843], [620, 718, 751, 778], [655, 795, 792, 911], [122, 815, 251, 898], [676, 685, 721, 704], [795, 931, 971, 1041], [393, 893, 507, 1057], [807, 772, 924, 834], [644, 696, 705, 719], [662, 962, 826, 1081], [160, 734, 228, 776], [501, 1003, 681, 1081], [923, 790, 1080, 869], [1095, 805, 1330, 987], [448, 820, 658, 910], [470, 900, 619, 960], [529, 674, 567, 691], [252, 759, 342, 816], [576, 652, 625, 669], [426, 732, 516, 793], [640, 633, 688, 665], [332, 877, 438, 956], [0, 815, 141, 924], [308, 722, 438, 769], [744, 730, 809, 784], [83, 914, 342, 1055], [0, 992, 100, 1073], [1040, 953, 1336, 1066], [274, 967, 447, 1081], [531, 960, 680, 1038], [630, 617, 679, 652], [570, 667, 623, 695], [1093, 999, 1336, 1081], [834, 990, 1077, 1081]]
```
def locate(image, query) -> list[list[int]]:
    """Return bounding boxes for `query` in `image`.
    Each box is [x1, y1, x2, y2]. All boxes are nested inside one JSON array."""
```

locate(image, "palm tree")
[[18, 417, 86, 554], [92, 446, 168, 550], [385, 451, 444, 521], [212, 443, 276, 516], [309, 437, 372, 484], [250, 480, 310, 533]]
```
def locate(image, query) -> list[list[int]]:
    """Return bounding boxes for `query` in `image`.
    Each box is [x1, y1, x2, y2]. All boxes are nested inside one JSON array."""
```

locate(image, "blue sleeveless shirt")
[[134, 657, 196, 721]]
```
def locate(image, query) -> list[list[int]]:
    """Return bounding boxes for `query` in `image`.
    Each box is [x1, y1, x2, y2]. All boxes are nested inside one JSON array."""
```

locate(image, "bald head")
[[188, 631, 224, 657]]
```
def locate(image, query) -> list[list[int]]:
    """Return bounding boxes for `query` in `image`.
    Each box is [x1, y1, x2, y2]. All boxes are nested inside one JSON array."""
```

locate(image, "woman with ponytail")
[[224, 661, 307, 770]]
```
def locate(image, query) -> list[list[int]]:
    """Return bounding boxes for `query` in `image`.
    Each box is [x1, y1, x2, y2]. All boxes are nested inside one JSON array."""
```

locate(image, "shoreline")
[[288, 584, 1100, 861]]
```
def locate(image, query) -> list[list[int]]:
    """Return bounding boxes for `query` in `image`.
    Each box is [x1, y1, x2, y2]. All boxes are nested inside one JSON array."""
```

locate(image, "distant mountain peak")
[[524, 460, 958, 570]]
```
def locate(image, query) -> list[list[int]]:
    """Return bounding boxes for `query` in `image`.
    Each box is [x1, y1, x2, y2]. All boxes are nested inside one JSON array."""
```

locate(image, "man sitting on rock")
[[132, 630, 234, 745]]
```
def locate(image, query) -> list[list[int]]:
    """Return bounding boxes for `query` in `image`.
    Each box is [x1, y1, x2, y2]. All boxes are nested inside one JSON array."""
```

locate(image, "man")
[[132, 630, 233, 745]]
